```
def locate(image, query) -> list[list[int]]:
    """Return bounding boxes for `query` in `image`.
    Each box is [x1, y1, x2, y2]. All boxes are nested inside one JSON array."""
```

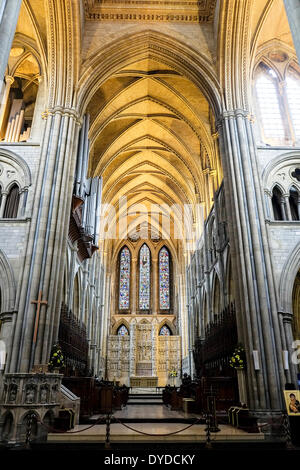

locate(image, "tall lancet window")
[[159, 247, 170, 310], [255, 65, 285, 141], [119, 246, 131, 310], [139, 243, 151, 310], [286, 72, 300, 139]]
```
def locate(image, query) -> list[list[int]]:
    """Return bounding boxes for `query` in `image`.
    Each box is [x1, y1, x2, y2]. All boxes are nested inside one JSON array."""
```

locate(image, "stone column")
[[0, 190, 8, 217], [264, 190, 273, 220], [0, 0, 22, 84], [283, 194, 292, 221], [280, 312, 298, 385], [0, 311, 14, 372], [0, 75, 14, 136], [79, 260, 89, 324], [8, 108, 81, 372], [152, 259, 158, 314], [67, 241, 78, 309], [18, 187, 29, 218], [29, 76, 45, 142], [129, 321, 136, 378], [284, 0, 300, 64], [218, 109, 286, 412], [151, 323, 157, 377], [186, 304, 193, 377], [131, 257, 137, 314]]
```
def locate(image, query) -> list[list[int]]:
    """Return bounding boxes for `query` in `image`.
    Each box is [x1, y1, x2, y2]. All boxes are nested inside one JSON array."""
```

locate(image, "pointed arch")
[[272, 185, 285, 221], [158, 318, 176, 336], [78, 31, 222, 119], [278, 241, 300, 314], [0, 249, 15, 313], [112, 318, 130, 335], [72, 273, 80, 319], [212, 271, 221, 316], [254, 62, 285, 143], [289, 186, 300, 221], [117, 324, 130, 336], [3, 183, 20, 219], [159, 324, 172, 336]]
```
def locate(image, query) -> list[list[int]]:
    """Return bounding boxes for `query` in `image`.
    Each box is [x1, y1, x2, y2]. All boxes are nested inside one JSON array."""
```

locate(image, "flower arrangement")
[[229, 344, 246, 370], [48, 343, 64, 372], [169, 370, 178, 378]]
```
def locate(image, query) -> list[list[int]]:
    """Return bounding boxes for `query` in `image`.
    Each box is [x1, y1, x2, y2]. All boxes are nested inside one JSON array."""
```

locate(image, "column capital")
[[0, 311, 14, 323], [5, 75, 14, 85], [216, 109, 252, 127], [279, 311, 293, 323], [42, 106, 81, 124], [264, 189, 273, 198]]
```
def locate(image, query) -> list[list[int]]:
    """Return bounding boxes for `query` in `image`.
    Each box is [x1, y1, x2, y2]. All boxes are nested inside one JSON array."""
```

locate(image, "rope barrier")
[[114, 416, 204, 436], [37, 413, 204, 437], [37, 414, 107, 434], [36, 407, 290, 441]]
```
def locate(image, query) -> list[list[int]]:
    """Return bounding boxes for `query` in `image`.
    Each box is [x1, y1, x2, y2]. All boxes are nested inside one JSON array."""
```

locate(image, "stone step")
[[128, 394, 162, 399], [127, 400, 163, 406]]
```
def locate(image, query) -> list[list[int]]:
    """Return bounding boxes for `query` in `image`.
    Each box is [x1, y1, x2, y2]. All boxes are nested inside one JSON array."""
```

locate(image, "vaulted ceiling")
[[86, 56, 218, 255]]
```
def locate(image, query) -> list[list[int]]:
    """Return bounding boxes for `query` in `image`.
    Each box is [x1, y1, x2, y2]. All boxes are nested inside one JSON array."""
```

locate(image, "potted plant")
[[229, 344, 246, 370], [48, 343, 65, 373], [169, 369, 178, 386], [230, 344, 247, 405]]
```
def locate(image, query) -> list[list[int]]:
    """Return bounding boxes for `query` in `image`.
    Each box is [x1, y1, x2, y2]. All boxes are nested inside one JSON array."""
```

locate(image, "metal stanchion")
[[205, 414, 213, 449], [25, 411, 36, 449], [207, 395, 220, 433], [283, 413, 294, 450], [105, 413, 112, 449]]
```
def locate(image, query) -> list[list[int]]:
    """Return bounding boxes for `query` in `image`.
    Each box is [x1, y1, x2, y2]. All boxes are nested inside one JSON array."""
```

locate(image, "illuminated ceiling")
[[87, 55, 218, 254]]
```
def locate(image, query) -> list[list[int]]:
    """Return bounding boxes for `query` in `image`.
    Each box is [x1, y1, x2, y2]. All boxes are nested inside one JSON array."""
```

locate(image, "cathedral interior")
[[0, 0, 300, 451]]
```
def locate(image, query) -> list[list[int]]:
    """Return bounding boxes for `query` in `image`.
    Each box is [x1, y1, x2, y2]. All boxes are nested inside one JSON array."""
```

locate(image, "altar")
[[130, 377, 158, 387]]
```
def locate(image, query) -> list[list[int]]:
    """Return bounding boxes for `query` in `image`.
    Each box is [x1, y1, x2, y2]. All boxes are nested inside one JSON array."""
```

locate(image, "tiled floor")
[[114, 404, 200, 420]]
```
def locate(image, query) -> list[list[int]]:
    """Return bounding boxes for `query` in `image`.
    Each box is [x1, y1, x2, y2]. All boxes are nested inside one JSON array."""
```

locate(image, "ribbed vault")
[[85, 47, 222, 265]]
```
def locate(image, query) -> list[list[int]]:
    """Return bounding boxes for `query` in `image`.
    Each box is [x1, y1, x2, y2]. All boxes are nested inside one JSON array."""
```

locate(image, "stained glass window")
[[139, 243, 150, 310], [117, 324, 129, 336], [159, 325, 171, 336], [159, 247, 170, 309], [119, 246, 130, 309]]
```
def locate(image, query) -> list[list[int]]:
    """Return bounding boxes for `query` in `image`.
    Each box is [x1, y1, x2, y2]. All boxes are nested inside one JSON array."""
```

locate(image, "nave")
[[46, 387, 265, 449]]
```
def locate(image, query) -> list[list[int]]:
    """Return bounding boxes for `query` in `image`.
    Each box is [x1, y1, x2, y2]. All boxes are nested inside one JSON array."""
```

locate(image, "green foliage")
[[229, 344, 246, 370], [169, 369, 178, 377], [48, 343, 64, 371]]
